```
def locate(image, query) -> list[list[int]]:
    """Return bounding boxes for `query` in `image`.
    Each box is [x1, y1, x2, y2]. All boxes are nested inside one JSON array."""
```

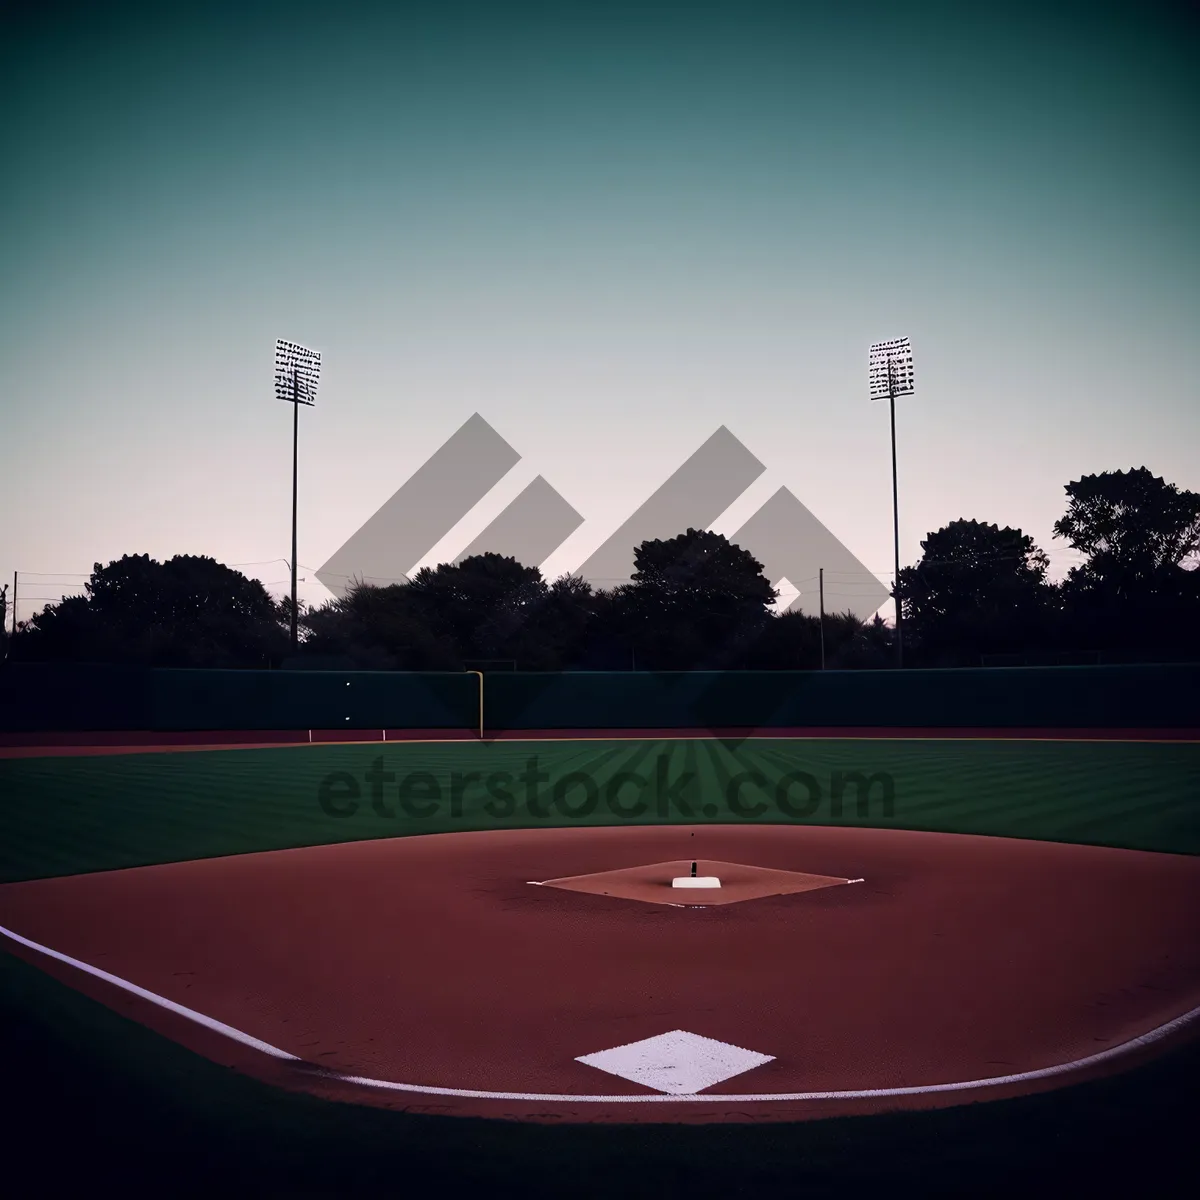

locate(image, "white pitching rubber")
[[672, 877, 721, 889]]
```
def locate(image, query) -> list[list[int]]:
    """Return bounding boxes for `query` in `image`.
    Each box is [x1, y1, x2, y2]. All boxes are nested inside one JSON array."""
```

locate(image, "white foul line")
[[0, 923, 299, 1062], [3, 920, 1198, 1104]]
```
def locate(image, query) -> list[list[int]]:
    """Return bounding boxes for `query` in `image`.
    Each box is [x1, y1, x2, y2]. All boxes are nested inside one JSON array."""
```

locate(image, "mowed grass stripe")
[[1, 737, 1198, 882], [904, 743, 1199, 843], [738, 740, 1199, 847]]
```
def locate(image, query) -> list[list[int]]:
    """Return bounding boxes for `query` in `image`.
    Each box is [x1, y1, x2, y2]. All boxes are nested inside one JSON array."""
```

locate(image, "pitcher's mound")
[[536, 859, 855, 906]]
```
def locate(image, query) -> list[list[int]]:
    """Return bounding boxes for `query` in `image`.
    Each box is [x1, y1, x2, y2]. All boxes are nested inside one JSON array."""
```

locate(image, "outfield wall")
[[488, 664, 1200, 730], [1, 662, 1197, 732], [0, 665, 477, 733]]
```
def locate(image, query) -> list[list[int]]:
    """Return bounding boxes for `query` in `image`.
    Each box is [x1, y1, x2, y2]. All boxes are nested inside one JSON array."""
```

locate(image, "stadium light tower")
[[274, 338, 322, 650], [869, 337, 915, 668]]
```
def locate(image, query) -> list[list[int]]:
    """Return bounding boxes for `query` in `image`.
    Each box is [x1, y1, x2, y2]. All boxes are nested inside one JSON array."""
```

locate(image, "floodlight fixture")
[[869, 337, 914, 401], [868, 337, 916, 668], [275, 338, 322, 406], [276, 338, 322, 650]]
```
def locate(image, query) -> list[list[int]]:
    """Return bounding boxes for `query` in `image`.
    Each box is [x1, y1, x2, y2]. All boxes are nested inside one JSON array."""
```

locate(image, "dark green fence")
[[483, 664, 1200, 730], [0, 665, 477, 732], [1, 662, 1196, 733]]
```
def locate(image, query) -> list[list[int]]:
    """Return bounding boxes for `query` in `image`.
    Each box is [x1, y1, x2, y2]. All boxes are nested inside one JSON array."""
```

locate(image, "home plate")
[[575, 1029, 775, 1095]]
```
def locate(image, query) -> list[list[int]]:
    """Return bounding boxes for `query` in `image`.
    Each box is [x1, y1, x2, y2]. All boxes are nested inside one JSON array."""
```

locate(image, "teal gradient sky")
[[3, 1, 1197, 621]]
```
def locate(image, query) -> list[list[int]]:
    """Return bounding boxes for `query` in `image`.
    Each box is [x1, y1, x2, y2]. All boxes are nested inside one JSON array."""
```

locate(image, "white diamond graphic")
[[575, 1029, 775, 1095]]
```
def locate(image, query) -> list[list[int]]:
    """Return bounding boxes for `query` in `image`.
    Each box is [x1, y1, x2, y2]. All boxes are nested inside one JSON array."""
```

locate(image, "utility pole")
[[819, 567, 826, 670]]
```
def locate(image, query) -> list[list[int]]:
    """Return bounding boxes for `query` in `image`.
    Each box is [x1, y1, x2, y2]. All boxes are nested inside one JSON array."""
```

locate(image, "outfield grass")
[[1, 736, 1198, 882]]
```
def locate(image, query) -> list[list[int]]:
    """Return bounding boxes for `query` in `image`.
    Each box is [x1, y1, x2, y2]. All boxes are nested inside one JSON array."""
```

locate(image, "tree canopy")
[[6, 466, 1198, 670], [898, 520, 1056, 664], [16, 554, 288, 667], [611, 529, 776, 669], [1053, 470, 1200, 655], [1054, 468, 1200, 578]]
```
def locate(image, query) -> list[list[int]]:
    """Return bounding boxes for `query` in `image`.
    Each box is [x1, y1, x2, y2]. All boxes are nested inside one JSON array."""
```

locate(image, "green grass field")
[[1, 735, 1198, 883]]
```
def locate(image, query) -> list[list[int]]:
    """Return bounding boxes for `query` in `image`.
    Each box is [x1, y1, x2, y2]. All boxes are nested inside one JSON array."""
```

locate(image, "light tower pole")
[[869, 337, 915, 668], [274, 338, 322, 651], [290, 366, 300, 648]]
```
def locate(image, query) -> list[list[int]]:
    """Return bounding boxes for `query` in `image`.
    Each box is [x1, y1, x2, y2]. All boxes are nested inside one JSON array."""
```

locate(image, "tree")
[[404, 553, 547, 663], [1054, 469, 1200, 580], [740, 609, 823, 670], [301, 559, 610, 672], [897, 520, 1055, 665], [1054, 470, 1200, 655], [494, 574, 603, 670], [18, 554, 289, 667], [825, 611, 895, 669], [613, 529, 776, 669], [301, 580, 460, 670]]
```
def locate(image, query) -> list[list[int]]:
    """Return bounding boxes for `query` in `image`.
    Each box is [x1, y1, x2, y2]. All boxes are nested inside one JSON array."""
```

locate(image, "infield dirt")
[[2, 823, 1199, 1123]]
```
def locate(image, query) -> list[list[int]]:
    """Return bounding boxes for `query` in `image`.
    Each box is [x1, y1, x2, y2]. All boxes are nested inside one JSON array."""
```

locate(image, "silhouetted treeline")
[[6, 468, 1199, 670], [897, 469, 1200, 666]]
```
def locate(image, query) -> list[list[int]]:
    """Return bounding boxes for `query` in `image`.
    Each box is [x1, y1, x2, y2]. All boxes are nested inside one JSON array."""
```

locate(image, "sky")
[[2, 0, 1197, 625]]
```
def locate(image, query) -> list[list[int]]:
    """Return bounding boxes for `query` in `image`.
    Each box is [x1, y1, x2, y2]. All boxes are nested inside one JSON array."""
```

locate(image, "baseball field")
[[2, 724, 1199, 1192]]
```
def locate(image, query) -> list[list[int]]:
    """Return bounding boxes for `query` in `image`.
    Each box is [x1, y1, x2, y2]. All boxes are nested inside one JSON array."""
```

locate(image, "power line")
[[312, 571, 411, 584], [16, 559, 309, 576]]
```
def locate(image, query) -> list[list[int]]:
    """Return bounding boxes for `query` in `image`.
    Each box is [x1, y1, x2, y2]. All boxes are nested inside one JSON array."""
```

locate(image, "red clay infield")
[[2, 824, 1200, 1125]]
